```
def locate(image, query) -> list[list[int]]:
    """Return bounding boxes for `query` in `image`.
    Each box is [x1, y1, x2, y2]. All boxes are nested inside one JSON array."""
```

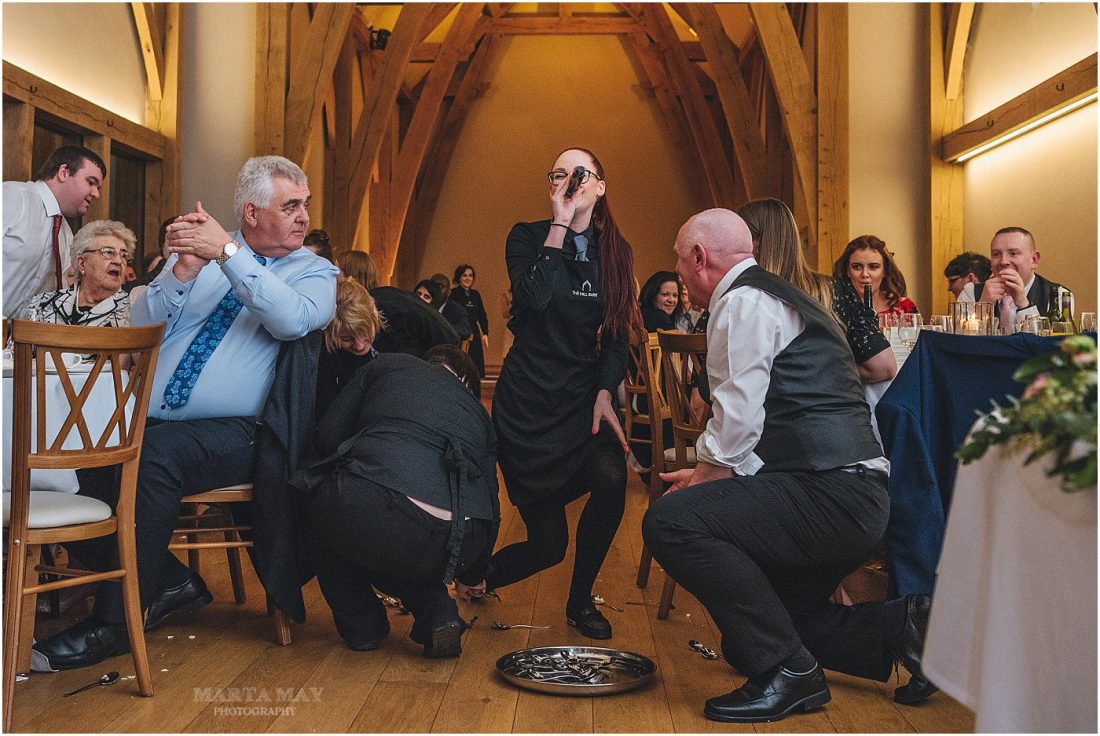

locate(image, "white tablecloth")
[[3, 366, 133, 493], [923, 436, 1097, 733], [863, 344, 910, 445]]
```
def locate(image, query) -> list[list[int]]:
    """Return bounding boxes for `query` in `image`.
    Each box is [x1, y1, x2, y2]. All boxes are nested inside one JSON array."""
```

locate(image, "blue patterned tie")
[[163, 255, 266, 409], [574, 234, 589, 262]]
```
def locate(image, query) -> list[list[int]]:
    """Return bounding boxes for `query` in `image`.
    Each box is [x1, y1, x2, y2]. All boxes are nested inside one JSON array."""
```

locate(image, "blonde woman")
[[317, 279, 385, 414]]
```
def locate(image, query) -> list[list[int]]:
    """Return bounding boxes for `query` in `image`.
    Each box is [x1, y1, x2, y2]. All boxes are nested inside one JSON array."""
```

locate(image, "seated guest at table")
[[293, 351, 498, 658], [674, 280, 703, 332], [34, 155, 338, 670], [317, 279, 385, 416], [21, 219, 135, 327], [943, 251, 991, 299], [4, 145, 106, 318], [303, 228, 334, 262], [638, 270, 682, 332], [339, 250, 459, 356], [739, 199, 896, 383], [415, 278, 442, 306], [833, 235, 918, 317], [643, 208, 933, 724], [430, 272, 473, 342], [955, 226, 1068, 334]]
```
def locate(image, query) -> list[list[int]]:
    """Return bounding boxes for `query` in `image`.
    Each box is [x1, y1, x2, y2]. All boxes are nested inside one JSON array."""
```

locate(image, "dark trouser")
[[488, 444, 626, 605], [300, 475, 491, 643], [642, 468, 898, 681], [69, 417, 256, 624]]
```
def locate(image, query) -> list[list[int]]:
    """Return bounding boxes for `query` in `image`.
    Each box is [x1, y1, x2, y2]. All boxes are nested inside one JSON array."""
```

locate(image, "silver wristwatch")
[[215, 241, 239, 266]]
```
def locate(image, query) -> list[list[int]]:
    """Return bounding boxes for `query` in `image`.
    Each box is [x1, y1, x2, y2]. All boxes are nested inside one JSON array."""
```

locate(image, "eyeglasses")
[[81, 246, 128, 262], [547, 168, 600, 186]]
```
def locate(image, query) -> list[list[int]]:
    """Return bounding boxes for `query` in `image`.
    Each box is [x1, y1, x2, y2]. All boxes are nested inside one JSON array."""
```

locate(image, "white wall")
[[848, 3, 931, 312], [963, 3, 1098, 313], [2, 3, 147, 125], [179, 3, 257, 225]]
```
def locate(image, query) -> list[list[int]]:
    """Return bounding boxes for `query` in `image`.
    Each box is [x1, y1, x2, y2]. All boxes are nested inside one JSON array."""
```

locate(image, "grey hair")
[[233, 156, 308, 225], [71, 220, 137, 281]]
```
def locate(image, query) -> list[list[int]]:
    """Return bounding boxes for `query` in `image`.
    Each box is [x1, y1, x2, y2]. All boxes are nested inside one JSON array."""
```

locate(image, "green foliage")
[[957, 335, 1097, 492]]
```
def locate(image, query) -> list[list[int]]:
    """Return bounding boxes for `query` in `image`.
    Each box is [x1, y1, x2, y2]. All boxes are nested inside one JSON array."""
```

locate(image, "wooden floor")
[[13, 469, 975, 733]]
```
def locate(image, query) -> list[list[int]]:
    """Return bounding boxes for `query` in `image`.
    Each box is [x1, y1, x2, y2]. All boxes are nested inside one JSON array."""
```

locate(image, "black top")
[[492, 220, 629, 505], [641, 304, 675, 332], [831, 277, 891, 363], [370, 285, 460, 356], [734, 267, 883, 472], [440, 299, 473, 340], [315, 347, 375, 418], [450, 286, 489, 337]]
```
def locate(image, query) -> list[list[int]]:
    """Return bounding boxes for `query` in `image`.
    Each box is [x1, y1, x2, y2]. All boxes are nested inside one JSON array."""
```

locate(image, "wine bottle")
[[863, 285, 873, 310], [1060, 288, 1078, 333], [1046, 289, 1062, 323]]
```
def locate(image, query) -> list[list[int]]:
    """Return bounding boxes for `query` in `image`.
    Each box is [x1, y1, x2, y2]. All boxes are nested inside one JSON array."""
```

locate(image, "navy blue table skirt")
[[874, 330, 1077, 596]]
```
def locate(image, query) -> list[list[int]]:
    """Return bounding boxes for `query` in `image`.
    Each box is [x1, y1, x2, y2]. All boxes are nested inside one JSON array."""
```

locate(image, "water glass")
[[1051, 320, 1075, 336], [1022, 316, 1051, 337], [929, 315, 951, 332], [1080, 312, 1096, 333], [898, 313, 922, 349], [878, 312, 899, 345], [952, 301, 993, 335]]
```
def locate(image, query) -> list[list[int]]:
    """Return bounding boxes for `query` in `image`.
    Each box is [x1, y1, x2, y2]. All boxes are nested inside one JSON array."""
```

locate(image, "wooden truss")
[[254, 2, 851, 285]]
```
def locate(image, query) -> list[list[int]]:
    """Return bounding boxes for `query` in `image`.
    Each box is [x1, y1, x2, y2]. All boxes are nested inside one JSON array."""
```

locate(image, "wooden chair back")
[[656, 329, 710, 470], [460, 335, 473, 354], [5, 320, 164, 729], [623, 333, 666, 470]]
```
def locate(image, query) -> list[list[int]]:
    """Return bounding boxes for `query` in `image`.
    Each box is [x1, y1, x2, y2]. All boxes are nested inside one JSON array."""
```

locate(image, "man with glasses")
[[35, 156, 338, 670], [3, 145, 106, 317], [943, 251, 991, 299]]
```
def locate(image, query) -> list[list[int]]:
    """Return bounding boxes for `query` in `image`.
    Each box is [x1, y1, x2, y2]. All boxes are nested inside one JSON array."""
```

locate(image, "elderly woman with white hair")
[[22, 219, 134, 327]]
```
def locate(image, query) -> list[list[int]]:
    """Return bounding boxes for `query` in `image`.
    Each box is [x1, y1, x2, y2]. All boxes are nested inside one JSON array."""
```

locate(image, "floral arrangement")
[[957, 334, 1097, 492]]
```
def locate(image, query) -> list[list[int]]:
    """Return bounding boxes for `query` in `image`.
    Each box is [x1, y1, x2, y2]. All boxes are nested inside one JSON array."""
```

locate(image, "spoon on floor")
[[63, 671, 119, 697], [592, 595, 624, 612], [492, 621, 550, 630]]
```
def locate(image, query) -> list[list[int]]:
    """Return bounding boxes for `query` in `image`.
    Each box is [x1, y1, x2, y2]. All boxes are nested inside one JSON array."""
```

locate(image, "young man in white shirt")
[[2, 145, 106, 316], [642, 208, 934, 723]]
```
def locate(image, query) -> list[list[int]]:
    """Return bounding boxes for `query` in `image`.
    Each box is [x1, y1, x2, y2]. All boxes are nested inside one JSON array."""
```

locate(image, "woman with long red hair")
[[458, 147, 642, 640]]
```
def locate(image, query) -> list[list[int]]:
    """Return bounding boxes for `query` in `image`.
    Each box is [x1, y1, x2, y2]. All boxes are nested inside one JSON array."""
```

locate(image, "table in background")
[[874, 331, 1069, 596], [2, 364, 131, 493], [923, 440, 1096, 733]]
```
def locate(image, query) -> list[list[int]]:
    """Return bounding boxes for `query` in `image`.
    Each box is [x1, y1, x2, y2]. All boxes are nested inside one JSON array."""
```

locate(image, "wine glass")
[[1080, 312, 1096, 333], [929, 315, 951, 333], [1025, 316, 1051, 337], [898, 313, 922, 349], [878, 312, 899, 345]]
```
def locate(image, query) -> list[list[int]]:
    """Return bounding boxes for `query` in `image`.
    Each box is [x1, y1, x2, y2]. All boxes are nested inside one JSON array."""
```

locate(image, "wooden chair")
[[460, 335, 473, 354], [168, 484, 292, 646], [654, 329, 710, 620], [4, 320, 164, 730], [624, 333, 670, 589]]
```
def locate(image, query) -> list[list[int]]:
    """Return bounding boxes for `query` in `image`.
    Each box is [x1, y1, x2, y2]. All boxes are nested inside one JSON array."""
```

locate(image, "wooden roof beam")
[[944, 2, 975, 101], [749, 2, 818, 245], [131, 3, 165, 101], [488, 16, 637, 34], [283, 3, 355, 166], [684, 3, 775, 199]]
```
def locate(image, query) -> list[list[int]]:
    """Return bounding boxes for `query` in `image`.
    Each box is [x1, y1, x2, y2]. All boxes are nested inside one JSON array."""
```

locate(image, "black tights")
[[488, 445, 626, 607]]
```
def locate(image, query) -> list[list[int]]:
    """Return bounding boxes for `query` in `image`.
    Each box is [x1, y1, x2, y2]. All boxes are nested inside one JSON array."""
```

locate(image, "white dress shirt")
[[957, 276, 1039, 334], [698, 257, 888, 476], [3, 180, 73, 317]]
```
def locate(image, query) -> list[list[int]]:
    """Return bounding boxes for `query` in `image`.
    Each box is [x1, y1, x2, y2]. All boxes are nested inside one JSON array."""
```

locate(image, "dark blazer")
[[370, 285, 460, 356], [440, 299, 472, 340], [241, 330, 323, 623]]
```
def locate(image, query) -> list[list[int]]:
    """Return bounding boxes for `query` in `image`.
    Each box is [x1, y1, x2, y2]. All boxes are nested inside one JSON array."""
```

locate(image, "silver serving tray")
[[496, 646, 657, 696]]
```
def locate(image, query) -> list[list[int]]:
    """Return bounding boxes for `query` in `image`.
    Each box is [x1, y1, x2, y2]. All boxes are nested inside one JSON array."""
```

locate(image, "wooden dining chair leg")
[[3, 540, 34, 732], [184, 502, 201, 573], [266, 595, 292, 646], [16, 545, 41, 674], [636, 546, 654, 589], [222, 509, 247, 605], [118, 466, 153, 696], [656, 574, 677, 620]]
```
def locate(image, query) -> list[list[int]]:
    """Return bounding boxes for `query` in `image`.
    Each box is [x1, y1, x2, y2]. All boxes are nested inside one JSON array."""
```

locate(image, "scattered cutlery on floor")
[[492, 621, 550, 630], [63, 671, 119, 697]]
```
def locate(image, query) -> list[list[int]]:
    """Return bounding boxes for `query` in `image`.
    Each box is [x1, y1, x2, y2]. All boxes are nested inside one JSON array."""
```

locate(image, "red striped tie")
[[50, 214, 63, 289]]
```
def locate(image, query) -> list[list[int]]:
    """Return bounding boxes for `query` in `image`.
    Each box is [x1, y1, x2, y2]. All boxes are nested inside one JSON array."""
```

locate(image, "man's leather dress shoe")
[[410, 616, 469, 658], [704, 663, 831, 723], [33, 616, 130, 670], [565, 603, 612, 640], [891, 594, 939, 704], [145, 574, 213, 631]]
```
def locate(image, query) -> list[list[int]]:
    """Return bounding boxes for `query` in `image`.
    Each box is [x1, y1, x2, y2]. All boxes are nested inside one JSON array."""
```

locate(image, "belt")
[[839, 466, 889, 485]]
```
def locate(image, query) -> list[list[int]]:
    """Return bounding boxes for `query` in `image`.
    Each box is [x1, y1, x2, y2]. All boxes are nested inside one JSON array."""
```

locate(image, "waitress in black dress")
[[450, 264, 489, 374], [461, 147, 643, 640]]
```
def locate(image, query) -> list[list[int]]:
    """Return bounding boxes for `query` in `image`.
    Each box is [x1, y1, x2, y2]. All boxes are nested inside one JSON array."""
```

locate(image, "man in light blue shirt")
[[37, 156, 337, 670]]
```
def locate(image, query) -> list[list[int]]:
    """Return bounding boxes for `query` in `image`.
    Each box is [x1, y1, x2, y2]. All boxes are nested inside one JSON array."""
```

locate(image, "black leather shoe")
[[409, 617, 468, 658], [704, 663, 831, 723], [345, 619, 390, 652], [565, 603, 612, 640], [33, 616, 130, 671], [145, 574, 213, 631], [890, 594, 939, 704]]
